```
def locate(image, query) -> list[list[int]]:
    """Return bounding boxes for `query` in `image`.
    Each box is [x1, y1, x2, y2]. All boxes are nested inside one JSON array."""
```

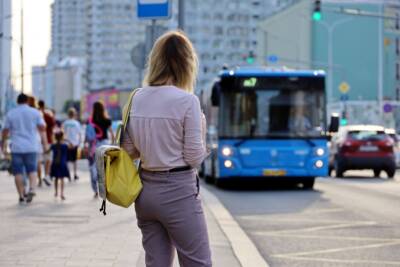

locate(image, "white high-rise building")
[[47, 0, 297, 95], [31, 66, 46, 101], [50, 0, 87, 61], [48, 0, 145, 92], [0, 0, 12, 117], [85, 0, 144, 90]]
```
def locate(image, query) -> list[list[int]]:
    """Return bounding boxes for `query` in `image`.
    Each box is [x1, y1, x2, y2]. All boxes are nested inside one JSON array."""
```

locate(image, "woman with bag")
[[121, 31, 211, 267], [85, 102, 113, 198]]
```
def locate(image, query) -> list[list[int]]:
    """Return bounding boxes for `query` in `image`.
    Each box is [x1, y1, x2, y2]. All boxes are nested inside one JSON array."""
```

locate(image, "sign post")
[[338, 82, 350, 125]]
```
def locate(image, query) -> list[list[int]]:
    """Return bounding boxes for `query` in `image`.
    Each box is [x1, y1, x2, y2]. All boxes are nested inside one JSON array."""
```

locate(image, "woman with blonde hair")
[[121, 30, 211, 267]]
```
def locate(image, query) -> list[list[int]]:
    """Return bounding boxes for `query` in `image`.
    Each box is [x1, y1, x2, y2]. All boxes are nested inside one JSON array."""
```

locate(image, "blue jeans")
[[11, 153, 37, 175]]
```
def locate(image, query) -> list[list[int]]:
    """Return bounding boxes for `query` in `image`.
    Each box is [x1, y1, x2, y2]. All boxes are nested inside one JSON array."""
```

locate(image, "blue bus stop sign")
[[137, 0, 171, 20]]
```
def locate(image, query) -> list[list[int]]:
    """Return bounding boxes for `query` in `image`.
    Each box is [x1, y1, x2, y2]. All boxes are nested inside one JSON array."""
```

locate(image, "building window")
[[397, 87, 400, 101], [397, 38, 400, 56], [397, 62, 400, 80], [397, 13, 400, 30]]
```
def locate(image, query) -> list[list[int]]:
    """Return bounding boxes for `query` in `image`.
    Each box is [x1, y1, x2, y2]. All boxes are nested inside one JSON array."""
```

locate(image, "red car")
[[329, 125, 396, 178]]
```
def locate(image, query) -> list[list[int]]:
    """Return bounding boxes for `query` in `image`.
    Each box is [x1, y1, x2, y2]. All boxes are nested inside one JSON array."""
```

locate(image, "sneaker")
[[74, 175, 79, 181], [26, 191, 36, 203], [43, 177, 51, 186]]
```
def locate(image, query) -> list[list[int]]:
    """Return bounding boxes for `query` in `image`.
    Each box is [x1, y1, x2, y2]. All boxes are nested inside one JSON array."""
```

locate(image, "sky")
[[12, 0, 52, 94]]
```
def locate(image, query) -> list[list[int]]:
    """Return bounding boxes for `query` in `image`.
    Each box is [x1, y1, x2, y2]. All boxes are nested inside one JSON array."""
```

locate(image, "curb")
[[201, 187, 270, 267]]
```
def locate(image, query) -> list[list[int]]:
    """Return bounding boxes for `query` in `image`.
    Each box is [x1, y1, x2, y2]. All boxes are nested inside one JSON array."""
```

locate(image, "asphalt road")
[[203, 171, 400, 267]]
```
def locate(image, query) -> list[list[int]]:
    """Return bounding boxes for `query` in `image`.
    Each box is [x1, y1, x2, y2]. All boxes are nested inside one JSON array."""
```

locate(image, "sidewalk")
[[0, 167, 240, 267]]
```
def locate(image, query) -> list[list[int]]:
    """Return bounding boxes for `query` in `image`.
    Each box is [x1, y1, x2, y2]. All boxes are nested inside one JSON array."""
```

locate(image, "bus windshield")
[[219, 76, 326, 138]]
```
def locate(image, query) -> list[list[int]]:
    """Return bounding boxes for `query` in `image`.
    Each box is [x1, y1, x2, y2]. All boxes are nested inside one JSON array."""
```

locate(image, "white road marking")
[[239, 216, 365, 224], [258, 221, 377, 234], [297, 207, 346, 214], [253, 232, 400, 242], [273, 240, 400, 257], [276, 255, 400, 266], [201, 187, 270, 267]]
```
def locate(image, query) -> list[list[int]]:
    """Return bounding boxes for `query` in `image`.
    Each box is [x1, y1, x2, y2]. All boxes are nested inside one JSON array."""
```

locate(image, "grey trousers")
[[135, 169, 212, 267]]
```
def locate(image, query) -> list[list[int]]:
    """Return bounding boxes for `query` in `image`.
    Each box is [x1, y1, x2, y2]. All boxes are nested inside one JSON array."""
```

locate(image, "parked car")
[[329, 125, 395, 178], [385, 128, 400, 168]]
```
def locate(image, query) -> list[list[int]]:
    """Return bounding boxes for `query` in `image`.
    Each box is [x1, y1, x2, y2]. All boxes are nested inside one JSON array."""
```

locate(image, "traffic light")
[[312, 0, 322, 21], [340, 110, 347, 126], [246, 51, 255, 64]]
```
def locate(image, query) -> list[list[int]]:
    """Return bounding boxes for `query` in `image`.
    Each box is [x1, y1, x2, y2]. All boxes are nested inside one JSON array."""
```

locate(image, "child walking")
[[50, 131, 70, 200]]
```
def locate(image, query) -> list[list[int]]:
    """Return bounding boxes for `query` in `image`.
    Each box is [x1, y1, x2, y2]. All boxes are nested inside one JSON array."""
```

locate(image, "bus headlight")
[[222, 147, 233, 157], [315, 148, 325, 156], [224, 160, 233, 168], [315, 160, 324, 168]]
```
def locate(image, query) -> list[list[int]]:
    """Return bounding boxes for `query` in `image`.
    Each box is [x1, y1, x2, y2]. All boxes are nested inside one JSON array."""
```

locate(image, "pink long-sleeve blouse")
[[121, 85, 207, 171]]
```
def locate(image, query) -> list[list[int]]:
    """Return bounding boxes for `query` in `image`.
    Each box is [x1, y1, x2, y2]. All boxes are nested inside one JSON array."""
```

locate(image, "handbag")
[[95, 89, 142, 215]]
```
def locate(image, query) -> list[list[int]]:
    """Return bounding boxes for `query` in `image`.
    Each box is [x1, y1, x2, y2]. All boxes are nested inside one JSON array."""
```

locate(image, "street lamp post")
[[178, 0, 185, 30], [317, 18, 353, 106], [20, 0, 24, 93]]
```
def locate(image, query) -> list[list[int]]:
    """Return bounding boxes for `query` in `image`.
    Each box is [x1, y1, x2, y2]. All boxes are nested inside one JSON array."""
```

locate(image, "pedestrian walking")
[[0, 93, 48, 203], [62, 108, 81, 181], [49, 131, 70, 200], [28, 96, 46, 187], [121, 31, 211, 267], [85, 102, 114, 198], [38, 100, 55, 186]]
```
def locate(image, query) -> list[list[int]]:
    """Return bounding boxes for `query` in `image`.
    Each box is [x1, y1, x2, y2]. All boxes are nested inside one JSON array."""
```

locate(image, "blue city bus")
[[201, 68, 338, 189]]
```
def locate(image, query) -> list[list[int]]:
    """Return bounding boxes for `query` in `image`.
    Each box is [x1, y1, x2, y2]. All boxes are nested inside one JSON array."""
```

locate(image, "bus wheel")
[[214, 178, 225, 188], [205, 175, 214, 184], [302, 178, 315, 189]]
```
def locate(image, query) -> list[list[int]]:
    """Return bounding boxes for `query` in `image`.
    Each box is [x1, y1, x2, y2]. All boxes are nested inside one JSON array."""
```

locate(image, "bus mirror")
[[211, 82, 220, 107], [329, 113, 339, 133]]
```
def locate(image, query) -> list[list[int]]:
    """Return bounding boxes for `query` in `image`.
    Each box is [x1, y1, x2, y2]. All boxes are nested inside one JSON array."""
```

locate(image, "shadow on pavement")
[[330, 175, 393, 183], [210, 178, 319, 192]]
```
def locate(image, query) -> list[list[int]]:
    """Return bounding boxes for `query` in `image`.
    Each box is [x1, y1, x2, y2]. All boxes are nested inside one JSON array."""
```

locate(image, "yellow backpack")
[[95, 89, 142, 215]]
